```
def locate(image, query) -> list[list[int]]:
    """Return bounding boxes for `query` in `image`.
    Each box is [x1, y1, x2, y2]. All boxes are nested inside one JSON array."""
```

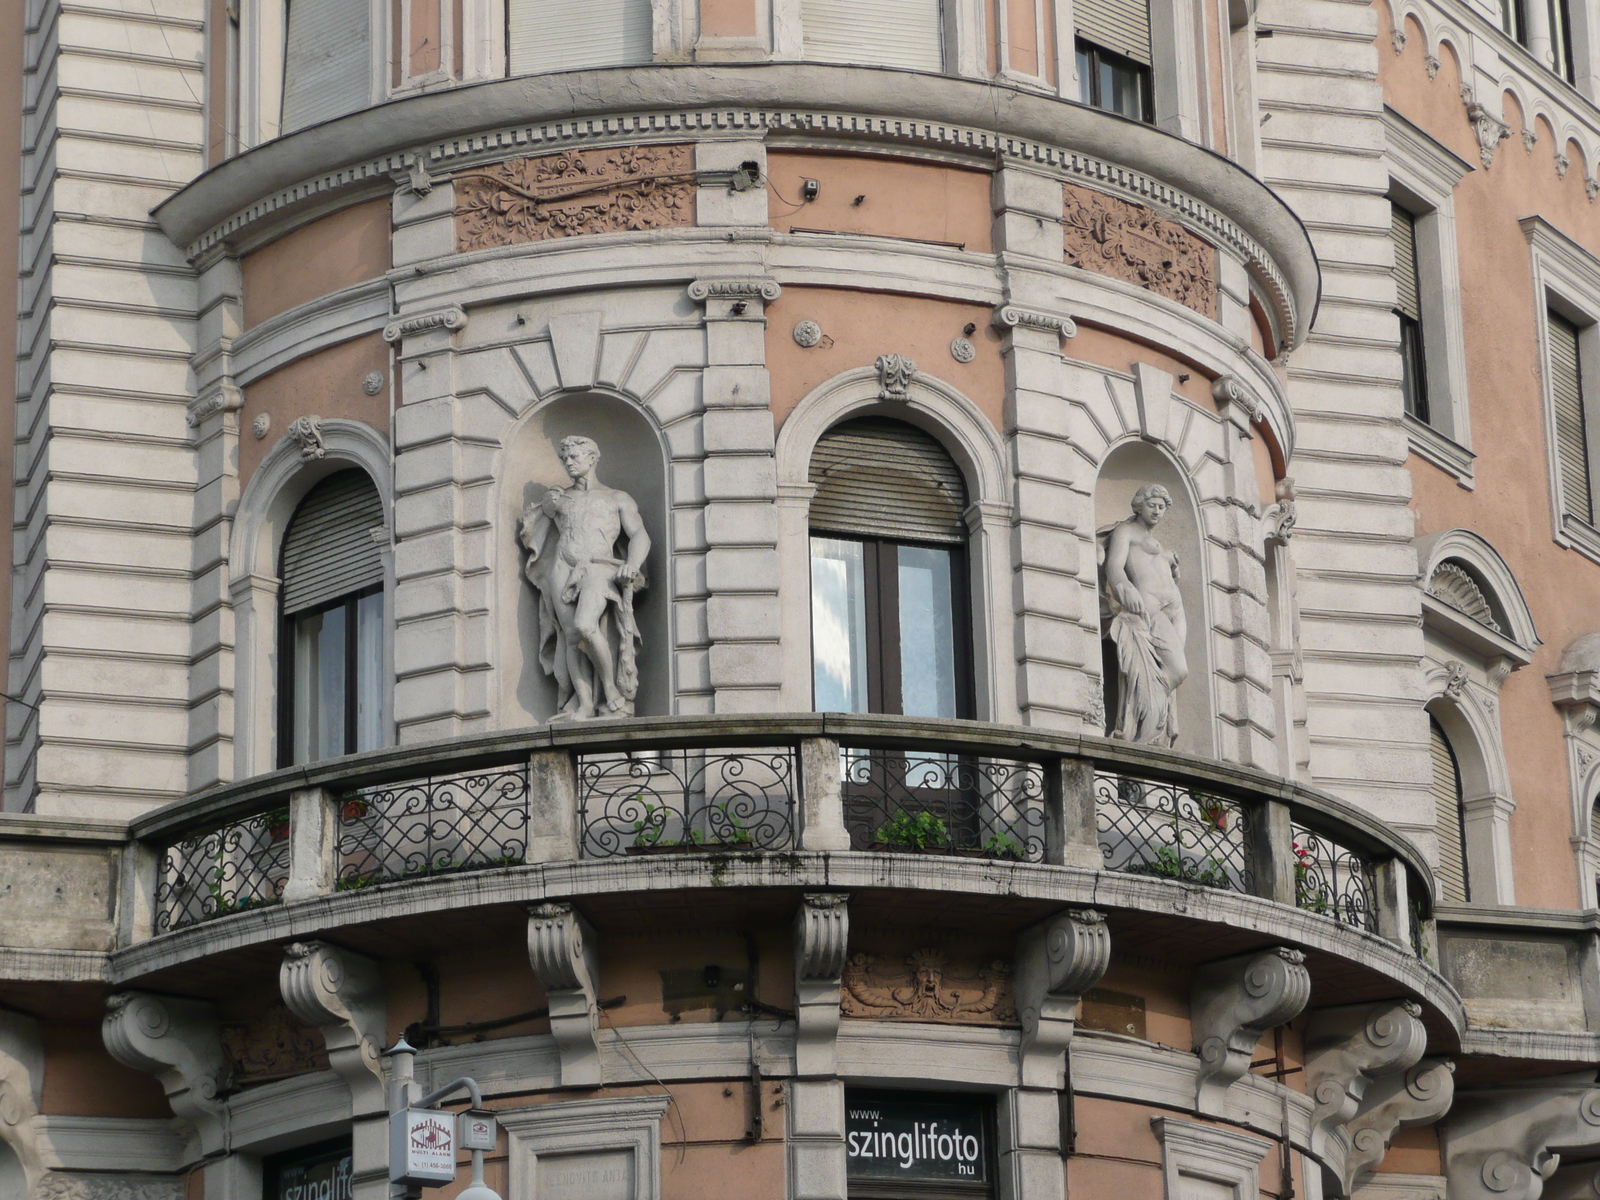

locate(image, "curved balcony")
[[102, 714, 1459, 1038]]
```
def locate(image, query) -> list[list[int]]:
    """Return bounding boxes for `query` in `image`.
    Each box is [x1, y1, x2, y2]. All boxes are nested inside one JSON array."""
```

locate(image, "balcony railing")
[[129, 715, 1433, 948]]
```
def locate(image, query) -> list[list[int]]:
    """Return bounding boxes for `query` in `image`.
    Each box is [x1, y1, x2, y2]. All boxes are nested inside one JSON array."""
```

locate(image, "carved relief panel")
[[1062, 183, 1218, 318], [841, 931, 1016, 1025], [455, 144, 696, 252]]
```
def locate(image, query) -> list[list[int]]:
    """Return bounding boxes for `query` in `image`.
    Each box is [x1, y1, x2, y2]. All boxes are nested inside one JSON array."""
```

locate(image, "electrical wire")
[[599, 1005, 691, 1165]]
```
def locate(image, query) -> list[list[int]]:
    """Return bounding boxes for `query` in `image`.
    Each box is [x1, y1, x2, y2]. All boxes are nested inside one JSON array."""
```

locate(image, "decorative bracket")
[[527, 902, 602, 1088], [0, 1012, 44, 1192], [874, 353, 917, 400], [1213, 374, 1260, 431], [1443, 1083, 1600, 1200], [1190, 948, 1310, 1115], [992, 304, 1077, 339], [794, 893, 849, 1078], [382, 303, 468, 344], [686, 277, 781, 310], [186, 381, 242, 429], [1305, 1002, 1429, 1164], [101, 992, 230, 1153], [1336, 1058, 1455, 1194], [1464, 97, 1511, 169], [286, 414, 326, 461], [280, 941, 388, 1115], [1262, 478, 1297, 547], [1014, 908, 1111, 1088]]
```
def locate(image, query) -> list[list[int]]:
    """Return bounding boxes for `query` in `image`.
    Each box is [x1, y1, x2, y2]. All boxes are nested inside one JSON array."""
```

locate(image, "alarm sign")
[[460, 1110, 498, 1151], [389, 1108, 457, 1185]]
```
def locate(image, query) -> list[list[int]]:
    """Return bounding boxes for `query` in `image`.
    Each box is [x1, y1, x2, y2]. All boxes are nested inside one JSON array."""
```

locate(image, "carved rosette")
[[455, 144, 695, 251], [842, 948, 1016, 1024], [1062, 183, 1218, 318]]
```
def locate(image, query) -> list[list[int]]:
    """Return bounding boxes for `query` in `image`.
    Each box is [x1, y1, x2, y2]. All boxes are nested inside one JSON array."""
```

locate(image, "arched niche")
[[496, 392, 670, 725], [1094, 439, 1214, 757]]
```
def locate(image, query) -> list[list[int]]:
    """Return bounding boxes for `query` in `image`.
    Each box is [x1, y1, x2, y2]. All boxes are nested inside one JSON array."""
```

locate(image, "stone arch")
[[227, 419, 394, 778], [1415, 529, 1540, 653]]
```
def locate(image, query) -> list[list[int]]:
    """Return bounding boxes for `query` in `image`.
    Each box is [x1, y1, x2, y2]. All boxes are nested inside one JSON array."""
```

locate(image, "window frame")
[[277, 583, 386, 769], [1074, 37, 1154, 121], [1385, 108, 1475, 484]]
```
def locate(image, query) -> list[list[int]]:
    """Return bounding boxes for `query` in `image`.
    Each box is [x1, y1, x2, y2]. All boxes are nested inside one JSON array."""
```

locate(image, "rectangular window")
[[1391, 202, 1431, 425], [1549, 310, 1593, 524], [801, 0, 944, 71], [507, 0, 653, 74], [287, 588, 385, 764], [1076, 38, 1152, 120], [1503, 0, 1528, 42], [1553, 0, 1577, 82], [846, 1089, 994, 1199]]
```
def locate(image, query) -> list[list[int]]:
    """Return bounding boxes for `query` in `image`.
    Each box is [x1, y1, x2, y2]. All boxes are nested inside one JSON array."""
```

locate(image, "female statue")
[[1099, 483, 1188, 746]]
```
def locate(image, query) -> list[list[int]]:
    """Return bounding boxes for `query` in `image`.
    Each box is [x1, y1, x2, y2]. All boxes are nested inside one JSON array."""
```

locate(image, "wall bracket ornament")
[[1190, 948, 1311, 1115], [286, 415, 326, 461], [687, 277, 782, 305], [382, 304, 468, 344], [101, 993, 230, 1153], [873, 353, 918, 400], [1462, 94, 1512, 168], [527, 901, 602, 1087], [1443, 1084, 1600, 1200], [0, 1011, 44, 1193], [1305, 1002, 1430, 1171], [279, 941, 388, 1114], [186, 382, 241, 428], [1336, 1058, 1455, 1195], [1262, 477, 1297, 546], [1014, 908, 1111, 1088], [992, 305, 1077, 339], [794, 893, 849, 1078]]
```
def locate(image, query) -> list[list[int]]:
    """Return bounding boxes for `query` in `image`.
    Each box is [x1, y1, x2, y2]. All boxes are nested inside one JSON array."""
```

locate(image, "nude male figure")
[[521, 436, 650, 720], [1101, 483, 1188, 744]]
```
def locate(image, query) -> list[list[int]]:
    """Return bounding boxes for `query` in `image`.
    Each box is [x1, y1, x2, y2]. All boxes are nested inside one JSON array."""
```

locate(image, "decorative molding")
[[100, 993, 229, 1153], [949, 336, 976, 362], [1151, 1116, 1273, 1200], [687, 276, 782, 304], [1443, 1084, 1600, 1200], [279, 940, 388, 1114], [1190, 948, 1311, 1115], [992, 305, 1078, 338], [1443, 659, 1469, 698], [1523, 127, 1538, 152], [286, 414, 326, 460], [874, 353, 918, 401], [501, 1094, 672, 1200], [1339, 1059, 1455, 1194], [1429, 563, 1503, 633], [794, 893, 849, 1078], [455, 143, 695, 251], [186, 382, 241, 428], [1463, 95, 1512, 169], [1557, 150, 1572, 177], [1262, 477, 1297, 546], [1014, 908, 1111, 1088], [382, 304, 468, 344], [527, 902, 602, 1088], [1391, 27, 1406, 52], [1304, 1002, 1430, 1176], [793, 320, 823, 347], [33, 1176, 183, 1200], [218, 1003, 326, 1086], [842, 949, 1016, 1024], [1062, 181, 1218, 318], [1425, 54, 1442, 78], [1213, 372, 1259, 421]]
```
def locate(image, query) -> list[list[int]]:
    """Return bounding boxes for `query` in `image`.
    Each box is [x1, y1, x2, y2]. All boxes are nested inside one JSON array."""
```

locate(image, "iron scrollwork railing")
[[156, 809, 291, 931], [1095, 771, 1253, 893], [336, 767, 530, 890], [1291, 821, 1378, 932], [841, 749, 1047, 862], [576, 747, 797, 858]]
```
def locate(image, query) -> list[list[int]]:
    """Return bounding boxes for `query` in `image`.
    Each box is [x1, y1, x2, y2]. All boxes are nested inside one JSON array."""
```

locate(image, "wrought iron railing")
[[841, 748, 1047, 862], [156, 808, 292, 931], [1291, 821, 1378, 932], [335, 767, 530, 890], [1094, 771, 1253, 892], [576, 746, 797, 858]]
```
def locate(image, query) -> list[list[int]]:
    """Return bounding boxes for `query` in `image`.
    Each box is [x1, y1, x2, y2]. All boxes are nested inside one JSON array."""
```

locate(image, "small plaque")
[[390, 1108, 457, 1185], [539, 1149, 634, 1200], [460, 1109, 498, 1151]]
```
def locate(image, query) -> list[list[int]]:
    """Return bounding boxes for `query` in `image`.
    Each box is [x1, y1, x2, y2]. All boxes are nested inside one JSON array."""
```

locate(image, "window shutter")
[[1390, 204, 1422, 323], [280, 0, 371, 133], [801, 0, 944, 71], [507, 0, 653, 75], [280, 471, 386, 616], [1549, 311, 1593, 524], [1075, 0, 1151, 64], [809, 418, 968, 544], [1429, 718, 1469, 905]]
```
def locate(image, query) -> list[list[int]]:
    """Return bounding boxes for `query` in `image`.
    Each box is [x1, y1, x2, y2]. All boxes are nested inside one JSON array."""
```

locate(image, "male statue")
[[520, 436, 651, 721], [1099, 483, 1188, 746]]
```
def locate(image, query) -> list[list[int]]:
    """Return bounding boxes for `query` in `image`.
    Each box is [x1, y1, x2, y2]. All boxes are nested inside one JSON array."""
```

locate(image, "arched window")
[[808, 418, 971, 719], [1429, 716, 1471, 904], [279, 470, 388, 765]]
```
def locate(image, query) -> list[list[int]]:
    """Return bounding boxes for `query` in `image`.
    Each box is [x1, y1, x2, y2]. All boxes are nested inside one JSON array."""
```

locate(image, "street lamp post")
[[386, 1038, 504, 1200]]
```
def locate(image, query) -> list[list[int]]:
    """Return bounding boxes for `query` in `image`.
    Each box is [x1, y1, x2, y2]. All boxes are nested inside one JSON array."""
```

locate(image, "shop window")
[[1429, 717, 1471, 904], [800, 0, 945, 71], [845, 1088, 994, 1199], [808, 418, 972, 719], [266, 1139, 352, 1200], [278, 470, 388, 766], [507, 0, 653, 74], [280, 0, 371, 132]]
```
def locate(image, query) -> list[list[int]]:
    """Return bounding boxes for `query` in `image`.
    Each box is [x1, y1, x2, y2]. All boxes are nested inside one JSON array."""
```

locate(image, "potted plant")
[[872, 810, 949, 853]]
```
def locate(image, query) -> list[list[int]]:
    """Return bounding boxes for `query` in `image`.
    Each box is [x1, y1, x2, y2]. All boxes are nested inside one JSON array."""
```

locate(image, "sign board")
[[845, 1090, 991, 1184], [390, 1108, 458, 1185], [460, 1109, 498, 1151], [268, 1141, 352, 1200]]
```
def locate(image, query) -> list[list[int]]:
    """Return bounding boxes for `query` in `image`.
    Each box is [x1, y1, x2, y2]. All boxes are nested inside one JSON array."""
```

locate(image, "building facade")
[[5, 0, 1600, 1196]]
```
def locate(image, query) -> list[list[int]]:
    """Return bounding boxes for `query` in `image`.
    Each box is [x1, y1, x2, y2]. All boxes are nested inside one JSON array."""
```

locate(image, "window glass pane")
[[293, 605, 347, 764], [1101, 56, 1144, 120], [1077, 45, 1094, 104], [355, 591, 384, 753], [811, 537, 869, 713], [897, 546, 957, 719]]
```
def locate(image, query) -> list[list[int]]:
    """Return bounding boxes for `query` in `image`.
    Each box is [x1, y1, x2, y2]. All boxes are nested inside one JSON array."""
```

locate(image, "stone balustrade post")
[[799, 738, 851, 851], [1046, 757, 1102, 869], [283, 787, 337, 903], [118, 839, 160, 947], [529, 749, 580, 862], [1373, 858, 1413, 950], [1248, 799, 1296, 907]]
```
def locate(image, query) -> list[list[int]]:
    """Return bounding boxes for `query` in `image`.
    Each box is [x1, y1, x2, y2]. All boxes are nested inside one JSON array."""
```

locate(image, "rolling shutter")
[[280, 0, 371, 133], [1075, 0, 1151, 64], [1391, 204, 1422, 324], [809, 418, 968, 544], [1429, 718, 1469, 905], [801, 0, 944, 71], [508, 0, 653, 75], [280, 471, 386, 616], [1550, 311, 1593, 524]]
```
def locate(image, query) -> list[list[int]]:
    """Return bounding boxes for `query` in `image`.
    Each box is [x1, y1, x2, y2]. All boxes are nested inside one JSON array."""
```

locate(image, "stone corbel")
[[286, 414, 326, 461], [794, 893, 849, 1078], [381, 303, 468, 345], [686, 276, 782, 312], [1262, 478, 1297, 547], [1014, 908, 1111, 1088], [527, 901, 602, 1088], [1213, 374, 1260, 434], [1336, 1058, 1455, 1194], [1305, 1002, 1429, 1160], [1545, 1159, 1600, 1200], [1548, 667, 1600, 736], [101, 993, 229, 1154], [1443, 1082, 1600, 1200], [0, 1011, 44, 1192], [992, 304, 1077, 340], [186, 381, 242, 429], [280, 941, 388, 1115], [874, 354, 917, 401], [1462, 94, 1511, 169], [1190, 947, 1311, 1115]]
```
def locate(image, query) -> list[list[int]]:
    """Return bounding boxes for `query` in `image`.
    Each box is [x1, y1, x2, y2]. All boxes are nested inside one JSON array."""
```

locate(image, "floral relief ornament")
[[1061, 183, 1217, 318], [454, 143, 695, 251], [842, 949, 1016, 1023], [875, 354, 917, 401]]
